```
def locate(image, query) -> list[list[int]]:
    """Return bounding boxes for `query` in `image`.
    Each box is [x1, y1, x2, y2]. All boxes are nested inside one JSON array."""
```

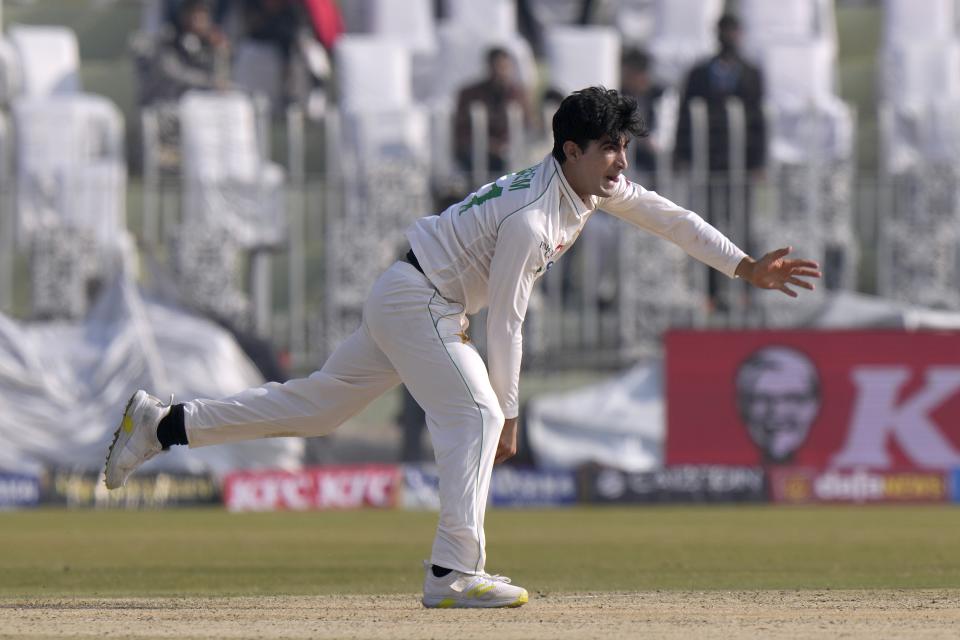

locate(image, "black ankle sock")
[[156, 404, 187, 450], [431, 565, 453, 578]]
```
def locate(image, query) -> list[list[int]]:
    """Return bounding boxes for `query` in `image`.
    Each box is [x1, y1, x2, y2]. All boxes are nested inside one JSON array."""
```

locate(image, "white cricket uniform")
[[182, 154, 747, 574]]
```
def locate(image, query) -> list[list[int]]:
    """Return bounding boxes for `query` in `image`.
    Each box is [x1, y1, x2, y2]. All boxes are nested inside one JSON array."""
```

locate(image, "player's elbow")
[[483, 402, 505, 432]]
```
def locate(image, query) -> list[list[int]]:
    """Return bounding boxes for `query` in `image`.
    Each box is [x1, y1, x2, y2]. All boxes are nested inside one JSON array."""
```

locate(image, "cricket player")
[[105, 87, 820, 608]]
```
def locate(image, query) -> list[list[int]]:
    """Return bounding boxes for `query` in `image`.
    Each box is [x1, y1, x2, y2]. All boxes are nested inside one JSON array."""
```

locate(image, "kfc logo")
[[667, 331, 960, 471], [224, 465, 400, 512], [736, 346, 821, 464]]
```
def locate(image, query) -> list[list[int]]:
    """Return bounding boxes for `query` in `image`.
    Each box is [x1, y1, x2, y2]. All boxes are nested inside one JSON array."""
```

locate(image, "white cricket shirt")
[[406, 154, 747, 419]]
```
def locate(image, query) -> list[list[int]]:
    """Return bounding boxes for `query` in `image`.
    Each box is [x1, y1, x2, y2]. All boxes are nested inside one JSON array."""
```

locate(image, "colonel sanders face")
[[736, 346, 821, 464]]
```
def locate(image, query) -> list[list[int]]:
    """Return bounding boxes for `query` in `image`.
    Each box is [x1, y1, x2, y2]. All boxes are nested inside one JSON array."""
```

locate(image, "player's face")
[[567, 135, 629, 200]]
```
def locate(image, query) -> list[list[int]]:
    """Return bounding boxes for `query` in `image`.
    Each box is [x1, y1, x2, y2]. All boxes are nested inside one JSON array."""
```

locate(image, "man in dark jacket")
[[621, 48, 665, 180], [454, 47, 533, 176], [674, 13, 766, 311]]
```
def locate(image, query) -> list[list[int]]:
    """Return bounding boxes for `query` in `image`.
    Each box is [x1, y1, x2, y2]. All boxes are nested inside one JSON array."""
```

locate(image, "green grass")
[[1, 506, 959, 598]]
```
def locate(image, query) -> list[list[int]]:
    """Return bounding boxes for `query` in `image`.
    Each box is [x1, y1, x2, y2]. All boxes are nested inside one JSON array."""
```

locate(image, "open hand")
[[737, 247, 822, 298]]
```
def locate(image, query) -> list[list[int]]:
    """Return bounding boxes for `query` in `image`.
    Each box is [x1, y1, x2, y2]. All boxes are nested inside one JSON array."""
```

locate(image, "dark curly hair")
[[551, 86, 647, 164]]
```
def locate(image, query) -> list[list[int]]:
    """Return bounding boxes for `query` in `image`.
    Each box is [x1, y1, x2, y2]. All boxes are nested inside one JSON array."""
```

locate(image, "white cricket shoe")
[[103, 390, 170, 489], [421, 564, 529, 609]]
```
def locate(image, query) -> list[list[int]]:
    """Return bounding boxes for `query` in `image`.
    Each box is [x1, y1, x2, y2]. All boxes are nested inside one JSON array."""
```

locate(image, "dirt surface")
[[3, 590, 960, 640]]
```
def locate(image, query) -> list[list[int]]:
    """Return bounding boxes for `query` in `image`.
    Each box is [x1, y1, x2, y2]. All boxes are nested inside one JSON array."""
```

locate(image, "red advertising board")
[[665, 330, 960, 470], [769, 468, 948, 504], [224, 464, 400, 512]]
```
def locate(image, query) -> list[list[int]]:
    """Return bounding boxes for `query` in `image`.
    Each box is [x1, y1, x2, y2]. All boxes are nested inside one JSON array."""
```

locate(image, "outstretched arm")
[[599, 179, 821, 294], [735, 247, 822, 297]]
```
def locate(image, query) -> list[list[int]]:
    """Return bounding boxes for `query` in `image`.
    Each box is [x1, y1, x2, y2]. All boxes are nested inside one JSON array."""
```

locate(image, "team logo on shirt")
[[535, 262, 555, 276], [509, 165, 538, 191], [534, 241, 565, 275], [458, 184, 503, 214], [540, 240, 564, 260]]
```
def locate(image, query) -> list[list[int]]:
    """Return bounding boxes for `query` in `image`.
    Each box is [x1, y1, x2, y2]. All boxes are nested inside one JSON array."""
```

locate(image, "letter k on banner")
[[833, 367, 960, 468]]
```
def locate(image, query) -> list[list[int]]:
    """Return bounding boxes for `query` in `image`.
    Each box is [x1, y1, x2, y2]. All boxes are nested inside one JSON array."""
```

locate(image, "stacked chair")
[[648, 0, 724, 87], [5, 25, 128, 319], [174, 90, 287, 335], [877, 0, 960, 309], [740, 0, 857, 324], [322, 34, 431, 355]]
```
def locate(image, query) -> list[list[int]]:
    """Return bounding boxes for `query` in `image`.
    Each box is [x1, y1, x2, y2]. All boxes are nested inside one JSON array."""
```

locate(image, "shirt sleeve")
[[599, 177, 748, 278], [486, 212, 543, 419]]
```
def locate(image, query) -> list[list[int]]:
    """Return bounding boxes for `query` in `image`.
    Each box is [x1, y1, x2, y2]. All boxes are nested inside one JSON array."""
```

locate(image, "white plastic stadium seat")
[[882, 0, 956, 46], [179, 91, 285, 248], [648, 0, 724, 87], [763, 42, 852, 163], [361, 0, 437, 100], [7, 25, 81, 98], [334, 35, 412, 112], [13, 94, 126, 247], [545, 26, 621, 95], [338, 107, 431, 177], [615, 0, 657, 49], [763, 41, 836, 112], [879, 41, 960, 173], [366, 0, 436, 54], [445, 0, 518, 40], [740, 0, 837, 65], [181, 92, 261, 182], [880, 40, 960, 109]]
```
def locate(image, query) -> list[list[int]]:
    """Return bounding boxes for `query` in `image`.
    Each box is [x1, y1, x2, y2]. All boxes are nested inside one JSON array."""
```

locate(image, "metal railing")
[[3, 98, 959, 372]]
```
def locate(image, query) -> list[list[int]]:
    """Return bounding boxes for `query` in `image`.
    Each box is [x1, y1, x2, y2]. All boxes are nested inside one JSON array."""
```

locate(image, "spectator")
[[454, 47, 534, 176], [240, 0, 342, 56], [675, 14, 765, 176], [141, 0, 231, 105], [241, 0, 302, 60], [674, 13, 766, 311], [620, 48, 664, 179], [162, 0, 232, 28], [236, 0, 340, 112], [302, 0, 344, 53]]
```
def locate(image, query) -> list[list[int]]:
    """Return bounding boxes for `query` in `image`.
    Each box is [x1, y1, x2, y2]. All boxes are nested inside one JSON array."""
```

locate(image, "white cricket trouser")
[[184, 261, 505, 575]]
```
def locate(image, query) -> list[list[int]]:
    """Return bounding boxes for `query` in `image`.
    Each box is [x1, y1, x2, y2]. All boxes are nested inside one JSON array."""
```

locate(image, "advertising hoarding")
[[224, 464, 400, 512], [489, 467, 577, 507], [44, 471, 219, 509], [768, 467, 949, 504], [666, 331, 960, 470], [582, 466, 767, 504], [0, 473, 40, 509]]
